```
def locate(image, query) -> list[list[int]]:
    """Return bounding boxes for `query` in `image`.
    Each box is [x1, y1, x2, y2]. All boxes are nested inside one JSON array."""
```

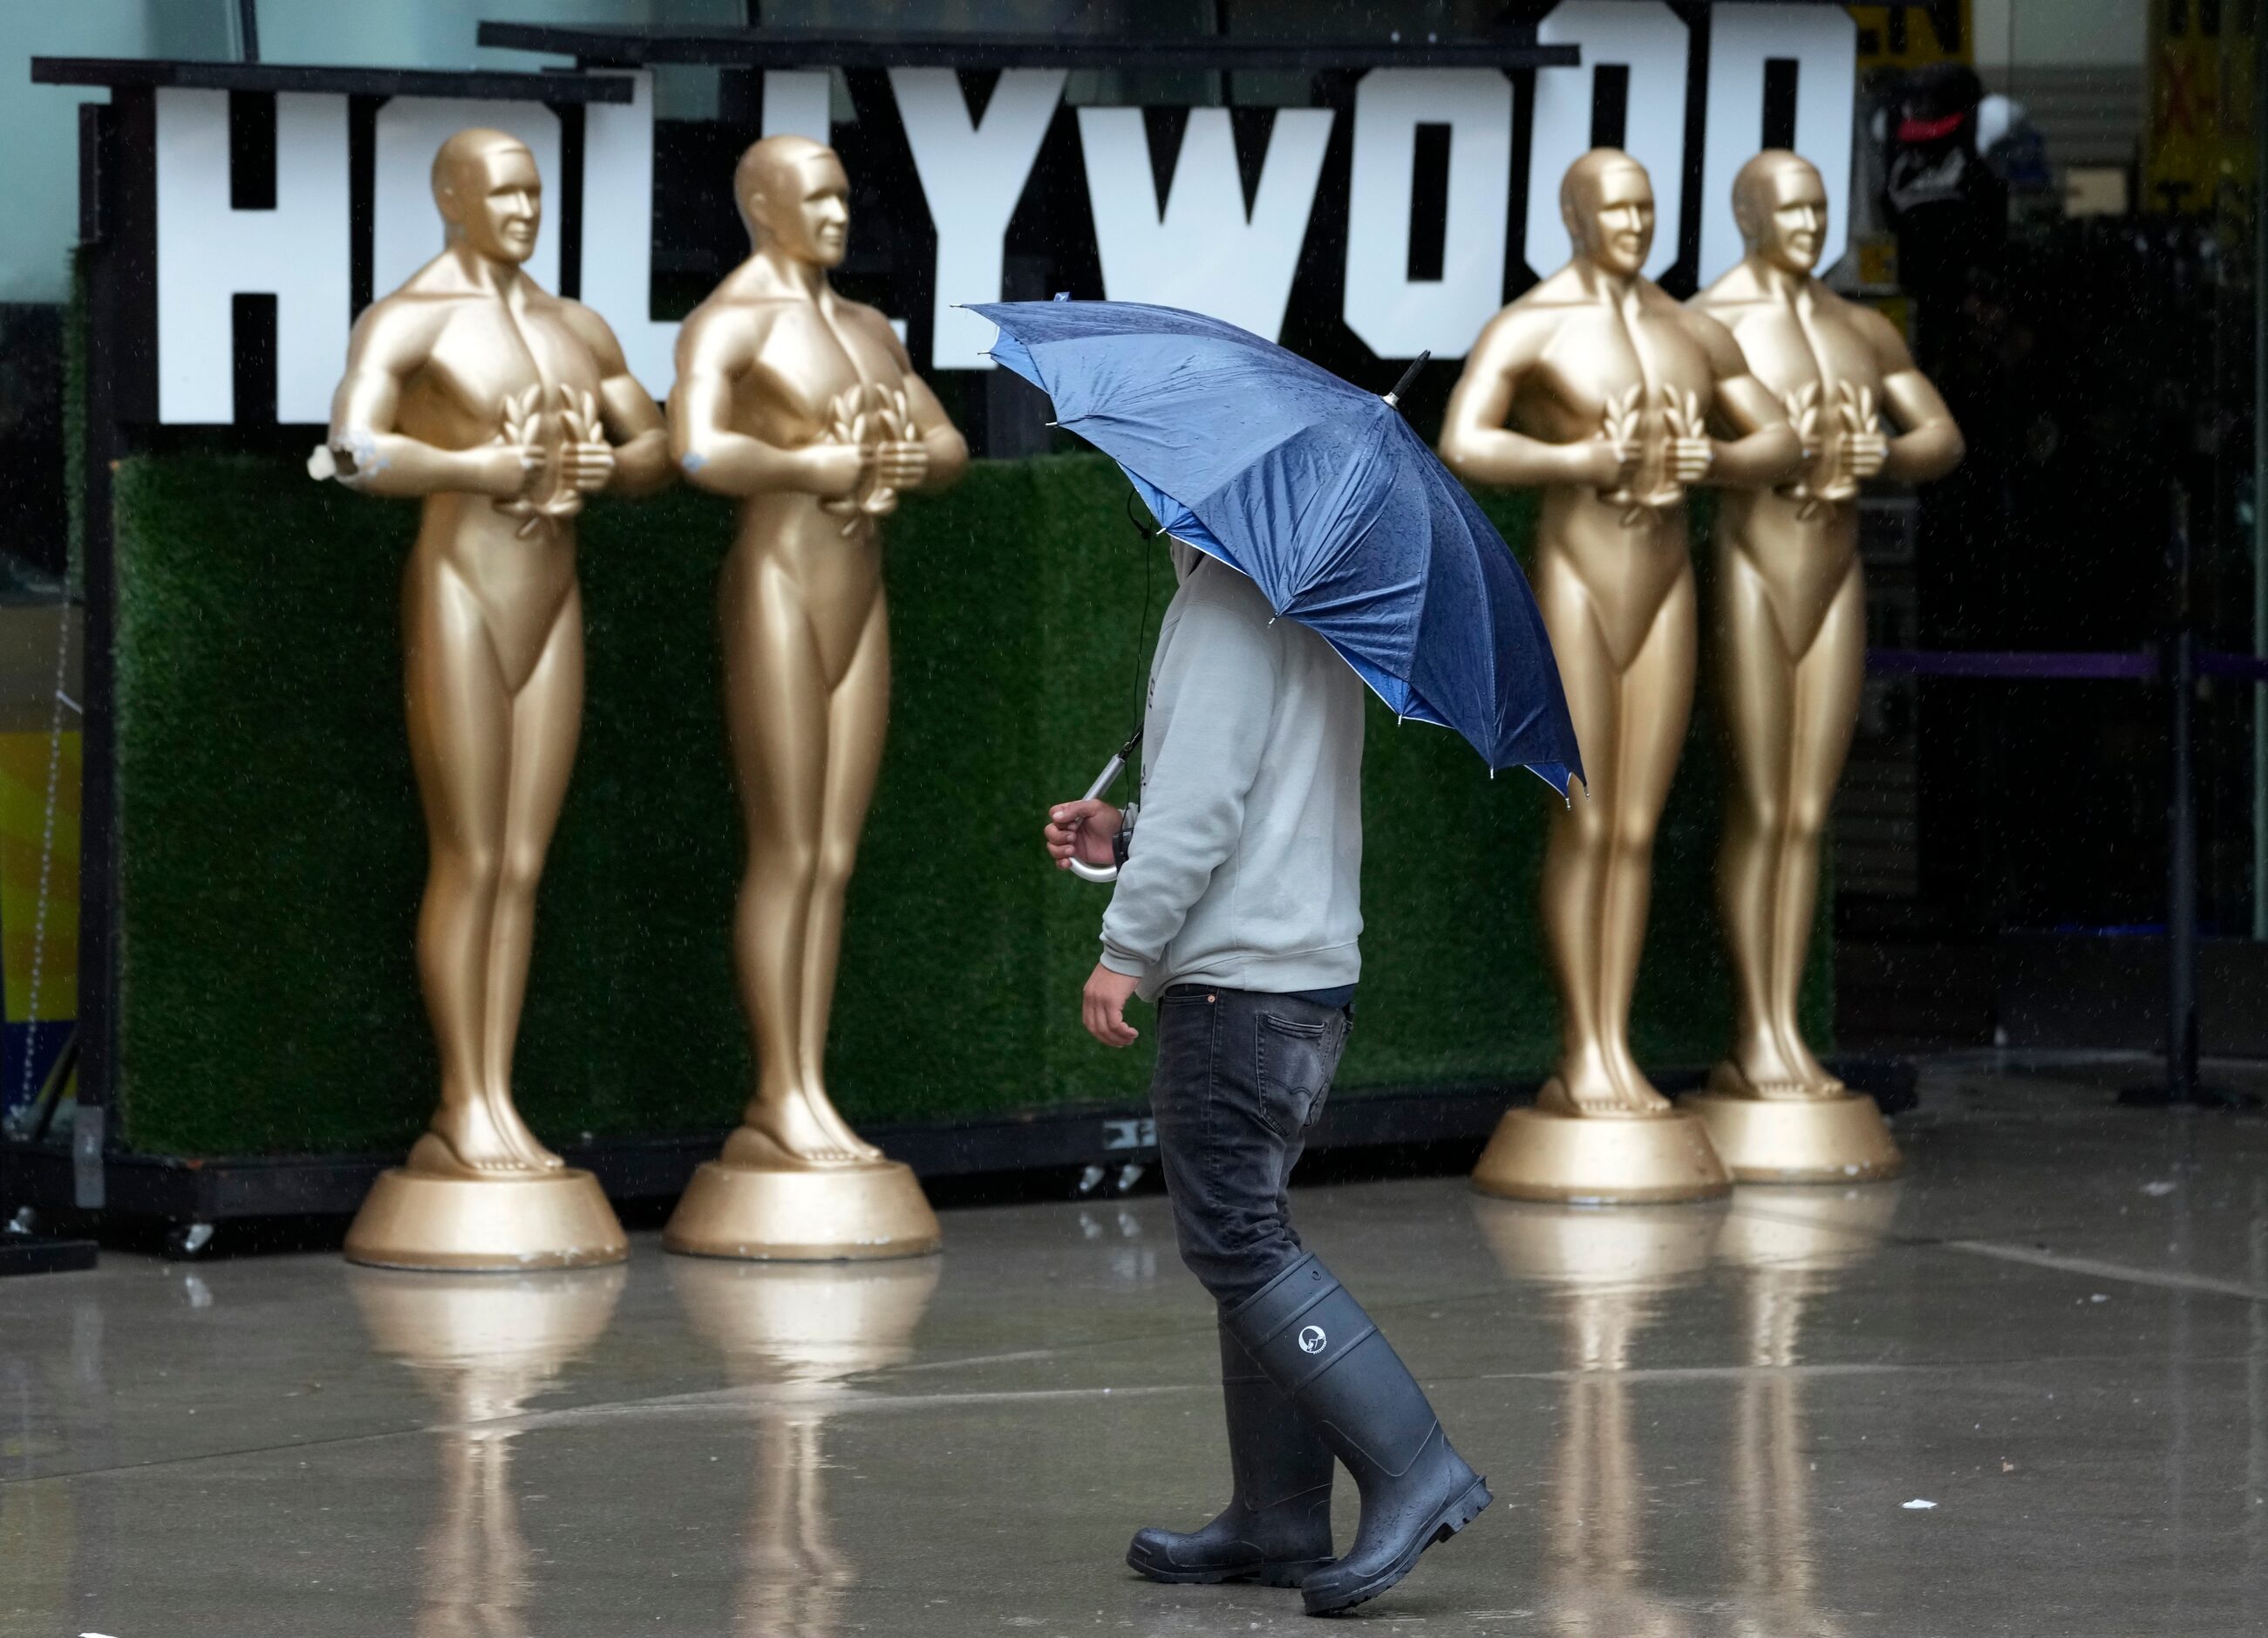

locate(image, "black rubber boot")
[[1226, 1253, 1491, 1616], [1127, 1322, 1335, 1587]]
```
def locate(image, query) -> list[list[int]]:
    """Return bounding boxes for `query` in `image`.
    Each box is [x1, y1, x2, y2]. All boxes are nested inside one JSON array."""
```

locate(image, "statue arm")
[[327, 303, 516, 498], [885, 327, 969, 494], [667, 308, 859, 499], [562, 301, 672, 496], [1859, 309, 1965, 482], [1437, 311, 1604, 488], [1693, 312, 1801, 488]]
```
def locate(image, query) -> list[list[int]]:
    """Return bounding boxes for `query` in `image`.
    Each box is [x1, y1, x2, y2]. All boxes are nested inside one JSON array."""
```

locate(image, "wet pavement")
[[4, 1058, 2266, 1636]]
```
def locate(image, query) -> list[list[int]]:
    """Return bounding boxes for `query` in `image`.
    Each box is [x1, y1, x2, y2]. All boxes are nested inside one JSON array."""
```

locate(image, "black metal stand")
[[2122, 486, 2261, 1111], [0, 1229, 99, 1277], [0, 1141, 95, 1276]]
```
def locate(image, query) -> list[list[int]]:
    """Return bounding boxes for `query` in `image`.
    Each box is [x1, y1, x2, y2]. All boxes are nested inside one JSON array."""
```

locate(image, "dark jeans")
[[1148, 984, 1353, 1308]]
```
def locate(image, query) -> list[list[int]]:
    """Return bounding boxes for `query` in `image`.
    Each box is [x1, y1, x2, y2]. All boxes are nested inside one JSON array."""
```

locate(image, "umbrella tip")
[[1383, 351, 1433, 411]]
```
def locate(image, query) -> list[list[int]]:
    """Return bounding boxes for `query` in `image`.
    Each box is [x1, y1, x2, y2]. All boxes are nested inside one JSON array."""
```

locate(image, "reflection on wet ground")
[[3, 1061, 2266, 1636], [670, 1256, 939, 1636], [351, 1265, 625, 1638]]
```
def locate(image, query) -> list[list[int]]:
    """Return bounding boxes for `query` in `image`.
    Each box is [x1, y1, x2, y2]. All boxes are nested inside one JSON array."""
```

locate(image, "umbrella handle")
[[1066, 749, 1127, 884], [1066, 727, 1142, 884]]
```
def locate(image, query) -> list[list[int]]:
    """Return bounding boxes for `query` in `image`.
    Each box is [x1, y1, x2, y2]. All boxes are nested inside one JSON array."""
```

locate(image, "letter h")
[[154, 89, 350, 424]]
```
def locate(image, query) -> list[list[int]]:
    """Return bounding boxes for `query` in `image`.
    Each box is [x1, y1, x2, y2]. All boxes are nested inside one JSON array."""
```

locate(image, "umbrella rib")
[[1450, 486, 1512, 766]]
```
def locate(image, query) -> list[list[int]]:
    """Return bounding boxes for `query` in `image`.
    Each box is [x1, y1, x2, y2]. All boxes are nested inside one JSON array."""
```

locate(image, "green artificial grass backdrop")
[[110, 453, 1829, 1157]]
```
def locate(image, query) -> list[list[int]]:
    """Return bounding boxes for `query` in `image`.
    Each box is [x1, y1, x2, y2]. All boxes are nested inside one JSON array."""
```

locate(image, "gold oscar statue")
[[671, 1255, 941, 1636], [323, 130, 670, 1270], [1473, 1197, 1718, 1635], [349, 1262, 626, 1637], [664, 135, 966, 1259], [1713, 1184, 1901, 1635], [1440, 149, 1800, 1204], [1683, 152, 1962, 1180]]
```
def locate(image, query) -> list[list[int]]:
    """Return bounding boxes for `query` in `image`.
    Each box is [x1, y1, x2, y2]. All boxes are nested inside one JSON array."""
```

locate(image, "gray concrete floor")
[[4, 1060, 2267, 1637]]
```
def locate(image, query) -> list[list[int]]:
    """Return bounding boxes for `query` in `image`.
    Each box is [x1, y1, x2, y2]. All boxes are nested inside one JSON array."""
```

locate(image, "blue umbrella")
[[968, 298, 1583, 795]]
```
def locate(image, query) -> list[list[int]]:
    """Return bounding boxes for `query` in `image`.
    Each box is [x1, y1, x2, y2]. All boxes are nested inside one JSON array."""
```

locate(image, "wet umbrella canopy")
[[968, 298, 1584, 794]]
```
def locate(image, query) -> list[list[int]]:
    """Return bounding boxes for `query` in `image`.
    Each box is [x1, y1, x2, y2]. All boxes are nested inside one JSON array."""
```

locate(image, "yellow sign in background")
[[2144, 0, 2258, 215], [0, 731, 78, 1107], [1849, 2, 1974, 72], [0, 602, 81, 1122]]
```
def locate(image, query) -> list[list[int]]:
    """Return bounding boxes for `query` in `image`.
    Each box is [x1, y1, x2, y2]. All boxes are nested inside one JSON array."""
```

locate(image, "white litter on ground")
[[1903, 1499, 1938, 1511]]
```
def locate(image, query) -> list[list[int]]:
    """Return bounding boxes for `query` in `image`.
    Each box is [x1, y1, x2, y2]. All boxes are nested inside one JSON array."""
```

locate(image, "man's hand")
[[1662, 386, 1713, 486], [801, 442, 871, 499], [1665, 434, 1714, 486], [471, 438, 548, 501], [1584, 386, 1644, 494], [1574, 431, 1641, 492], [1045, 798, 1121, 870], [875, 439, 930, 491], [562, 438, 616, 495], [1082, 962, 1141, 1048], [558, 389, 616, 495], [1837, 383, 1888, 481]]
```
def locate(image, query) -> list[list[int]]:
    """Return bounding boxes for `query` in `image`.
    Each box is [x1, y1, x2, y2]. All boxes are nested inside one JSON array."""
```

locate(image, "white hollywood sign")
[[149, 1, 1854, 422]]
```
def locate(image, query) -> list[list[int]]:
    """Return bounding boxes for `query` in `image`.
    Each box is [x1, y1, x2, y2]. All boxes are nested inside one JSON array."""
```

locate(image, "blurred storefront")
[[0, 0, 2258, 1086]]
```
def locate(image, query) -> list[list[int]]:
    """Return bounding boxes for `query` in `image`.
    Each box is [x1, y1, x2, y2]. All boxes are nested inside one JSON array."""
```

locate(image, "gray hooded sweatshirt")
[[1098, 548, 1365, 1000]]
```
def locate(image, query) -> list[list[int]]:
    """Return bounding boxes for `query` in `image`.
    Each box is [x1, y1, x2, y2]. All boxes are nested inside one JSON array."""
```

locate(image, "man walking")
[[1045, 543, 1491, 1616]]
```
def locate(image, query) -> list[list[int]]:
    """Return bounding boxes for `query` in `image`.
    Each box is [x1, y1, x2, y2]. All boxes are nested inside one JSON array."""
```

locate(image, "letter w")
[[1078, 107, 1332, 343]]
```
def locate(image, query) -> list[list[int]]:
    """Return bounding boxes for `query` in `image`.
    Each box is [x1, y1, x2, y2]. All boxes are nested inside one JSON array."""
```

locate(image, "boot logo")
[[1297, 1325, 1328, 1355]]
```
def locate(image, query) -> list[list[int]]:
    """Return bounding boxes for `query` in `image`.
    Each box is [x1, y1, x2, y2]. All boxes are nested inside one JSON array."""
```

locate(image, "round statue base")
[[1680, 1082, 1904, 1183], [664, 1158, 943, 1262], [1470, 1102, 1732, 1205], [344, 1167, 629, 1272]]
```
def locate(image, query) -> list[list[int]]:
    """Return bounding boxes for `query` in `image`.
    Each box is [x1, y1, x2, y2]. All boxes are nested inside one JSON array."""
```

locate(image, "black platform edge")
[[0, 1234, 99, 1277], [0, 1057, 1914, 1228], [1829, 1054, 1920, 1116], [474, 22, 1579, 72], [2114, 1082, 2265, 1112], [30, 58, 634, 103]]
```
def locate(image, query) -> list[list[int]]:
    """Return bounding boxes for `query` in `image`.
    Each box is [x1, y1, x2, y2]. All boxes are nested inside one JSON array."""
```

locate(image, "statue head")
[[1733, 150, 1828, 276], [735, 134, 851, 269], [1561, 149, 1654, 278], [432, 128, 541, 267]]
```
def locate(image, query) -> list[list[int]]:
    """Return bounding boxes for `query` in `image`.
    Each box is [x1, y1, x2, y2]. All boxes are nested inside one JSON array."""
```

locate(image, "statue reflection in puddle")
[[1475, 1200, 1717, 1637], [671, 1256, 940, 1636], [1715, 1185, 1899, 1636], [350, 1264, 626, 1638], [1476, 1189, 1899, 1635]]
